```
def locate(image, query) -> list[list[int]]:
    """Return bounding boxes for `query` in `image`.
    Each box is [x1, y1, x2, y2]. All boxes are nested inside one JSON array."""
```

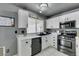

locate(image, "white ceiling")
[[13, 3, 79, 17]]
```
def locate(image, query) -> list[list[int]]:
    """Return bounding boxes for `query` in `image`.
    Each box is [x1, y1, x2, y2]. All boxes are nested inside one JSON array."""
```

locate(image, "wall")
[[0, 4, 18, 56]]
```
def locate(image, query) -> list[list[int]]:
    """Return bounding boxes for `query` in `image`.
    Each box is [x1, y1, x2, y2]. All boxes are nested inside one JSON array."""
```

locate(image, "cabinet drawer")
[[53, 39, 55, 41], [53, 44, 57, 48], [52, 37, 56, 38], [53, 42, 55, 44], [21, 39, 31, 47], [53, 45, 55, 47]]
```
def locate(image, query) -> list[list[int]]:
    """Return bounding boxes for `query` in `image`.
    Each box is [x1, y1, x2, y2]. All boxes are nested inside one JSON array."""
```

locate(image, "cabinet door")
[[42, 36, 48, 50], [18, 9, 28, 28], [53, 17, 60, 28], [71, 11, 79, 28], [42, 36, 46, 50], [46, 17, 59, 28], [46, 18, 53, 28], [48, 34, 54, 46], [37, 20, 44, 33], [20, 39, 31, 56], [45, 36, 49, 48], [46, 35, 51, 46], [27, 17, 36, 33]]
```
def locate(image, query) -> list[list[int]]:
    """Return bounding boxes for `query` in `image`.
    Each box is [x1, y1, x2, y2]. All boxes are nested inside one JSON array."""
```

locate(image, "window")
[[0, 16, 15, 27]]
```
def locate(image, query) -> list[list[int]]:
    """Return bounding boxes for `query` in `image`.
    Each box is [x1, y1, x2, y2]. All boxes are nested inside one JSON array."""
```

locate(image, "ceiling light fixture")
[[39, 10, 42, 13], [39, 3, 48, 13]]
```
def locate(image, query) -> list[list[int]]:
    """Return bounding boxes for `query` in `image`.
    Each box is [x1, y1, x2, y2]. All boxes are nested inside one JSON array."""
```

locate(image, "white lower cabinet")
[[49, 33, 58, 49], [42, 33, 58, 50], [17, 37, 31, 56], [21, 39, 31, 56], [42, 36, 49, 50], [17, 36, 42, 56], [17, 34, 58, 55]]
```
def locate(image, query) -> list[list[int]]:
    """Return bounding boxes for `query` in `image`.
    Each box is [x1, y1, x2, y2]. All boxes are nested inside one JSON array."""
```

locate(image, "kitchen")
[[0, 3, 79, 56]]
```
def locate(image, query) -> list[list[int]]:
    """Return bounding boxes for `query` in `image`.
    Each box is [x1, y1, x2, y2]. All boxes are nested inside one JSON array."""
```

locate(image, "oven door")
[[58, 39, 75, 56], [60, 39, 72, 49]]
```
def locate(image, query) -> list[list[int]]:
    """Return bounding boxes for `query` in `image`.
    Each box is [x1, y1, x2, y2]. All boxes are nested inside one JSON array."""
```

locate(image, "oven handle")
[[59, 40, 73, 49]]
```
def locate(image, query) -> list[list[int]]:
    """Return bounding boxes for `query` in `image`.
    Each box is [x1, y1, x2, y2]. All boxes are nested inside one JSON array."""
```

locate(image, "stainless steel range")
[[57, 30, 77, 56]]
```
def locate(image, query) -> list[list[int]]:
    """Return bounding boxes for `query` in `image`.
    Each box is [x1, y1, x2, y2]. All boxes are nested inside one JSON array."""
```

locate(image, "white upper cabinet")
[[37, 20, 44, 33], [18, 9, 28, 28], [46, 17, 60, 29], [27, 17, 36, 33], [46, 18, 52, 28], [69, 11, 79, 28], [59, 12, 76, 23], [47, 10, 79, 29], [59, 11, 79, 28]]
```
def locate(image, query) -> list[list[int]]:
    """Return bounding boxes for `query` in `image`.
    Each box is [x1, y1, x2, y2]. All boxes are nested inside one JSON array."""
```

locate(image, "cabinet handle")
[[53, 42, 55, 43], [53, 37, 55, 38], [26, 42, 28, 43], [53, 45, 55, 46], [53, 40, 55, 41]]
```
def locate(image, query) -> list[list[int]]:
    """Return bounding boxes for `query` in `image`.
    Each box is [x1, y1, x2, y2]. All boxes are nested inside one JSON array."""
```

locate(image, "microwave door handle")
[[70, 23, 71, 27]]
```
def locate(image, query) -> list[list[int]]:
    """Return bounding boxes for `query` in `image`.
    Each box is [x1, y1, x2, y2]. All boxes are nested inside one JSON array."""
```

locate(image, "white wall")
[[0, 3, 18, 56]]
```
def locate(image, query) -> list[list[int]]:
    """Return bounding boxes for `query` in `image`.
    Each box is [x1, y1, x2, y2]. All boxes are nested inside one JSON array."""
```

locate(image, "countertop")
[[16, 34, 41, 40], [16, 33, 52, 39]]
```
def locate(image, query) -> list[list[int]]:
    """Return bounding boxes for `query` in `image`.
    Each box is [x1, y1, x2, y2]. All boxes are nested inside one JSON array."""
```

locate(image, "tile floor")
[[14, 47, 68, 56], [35, 47, 68, 56]]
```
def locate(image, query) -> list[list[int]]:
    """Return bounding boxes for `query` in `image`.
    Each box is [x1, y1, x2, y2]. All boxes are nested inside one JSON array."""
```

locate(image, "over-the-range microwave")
[[60, 20, 76, 29]]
